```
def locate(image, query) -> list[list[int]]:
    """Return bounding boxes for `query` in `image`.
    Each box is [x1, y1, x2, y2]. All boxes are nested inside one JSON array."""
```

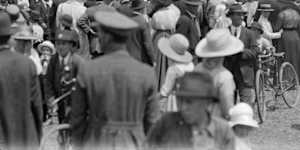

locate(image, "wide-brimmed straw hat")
[[38, 40, 56, 55], [257, 4, 274, 12], [13, 27, 37, 40], [195, 28, 244, 58], [229, 103, 259, 128], [158, 34, 192, 63]]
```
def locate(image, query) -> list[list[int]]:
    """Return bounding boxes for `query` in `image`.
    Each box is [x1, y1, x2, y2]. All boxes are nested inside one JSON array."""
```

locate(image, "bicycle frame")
[[256, 52, 284, 99]]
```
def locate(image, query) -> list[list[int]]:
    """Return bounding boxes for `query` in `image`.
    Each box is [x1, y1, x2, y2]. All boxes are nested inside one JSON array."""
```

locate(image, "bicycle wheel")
[[255, 70, 267, 123], [40, 124, 71, 150], [279, 62, 300, 108]]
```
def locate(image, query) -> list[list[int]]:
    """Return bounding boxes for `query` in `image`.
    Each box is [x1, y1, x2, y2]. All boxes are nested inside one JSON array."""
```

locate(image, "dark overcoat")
[[71, 48, 160, 150], [0, 47, 42, 150], [147, 112, 235, 150], [225, 27, 260, 89]]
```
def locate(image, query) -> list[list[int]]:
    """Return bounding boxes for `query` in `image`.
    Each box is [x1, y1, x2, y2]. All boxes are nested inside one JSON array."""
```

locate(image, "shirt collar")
[[59, 52, 71, 65]]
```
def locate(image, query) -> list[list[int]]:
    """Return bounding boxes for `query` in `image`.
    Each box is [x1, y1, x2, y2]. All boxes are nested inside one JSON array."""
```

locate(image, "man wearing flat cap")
[[147, 72, 235, 150], [71, 6, 160, 150], [0, 11, 42, 150]]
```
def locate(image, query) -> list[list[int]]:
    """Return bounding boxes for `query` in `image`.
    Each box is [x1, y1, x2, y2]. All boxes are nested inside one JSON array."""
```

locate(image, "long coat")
[[147, 112, 236, 150], [225, 27, 259, 89], [71, 48, 160, 150], [0, 47, 42, 150]]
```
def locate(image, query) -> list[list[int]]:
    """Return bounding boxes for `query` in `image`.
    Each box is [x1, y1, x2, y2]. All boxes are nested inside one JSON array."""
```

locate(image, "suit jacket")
[[71, 48, 160, 150], [225, 27, 259, 88], [0, 47, 42, 150], [44, 53, 83, 100]]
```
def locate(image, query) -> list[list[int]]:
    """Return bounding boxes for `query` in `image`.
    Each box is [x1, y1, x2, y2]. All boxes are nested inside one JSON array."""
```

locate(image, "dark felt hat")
[[55, 29, 79, 44], [59, 14, 73, 28], [94, 5, 139, 30], [228, 3, 247, 15], [175, 72, 217, 101], [0, 11, 12, 36]]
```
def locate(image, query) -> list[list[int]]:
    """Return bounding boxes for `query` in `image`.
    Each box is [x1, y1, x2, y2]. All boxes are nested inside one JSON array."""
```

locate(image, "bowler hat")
[[158, 34, 192, 63], [55, 30, 79, 44], [182, 0, 202, 6], [175, 72, 217, 101], [250, 22, 263, 34], [0, 11, 12, 36], [131, 0, 146, 11], [196, 28, 244, 58], [257, 3, 274, 12], [94, 5, 139, 30], [59, 14, 73, 28], [228, 3, 247, 15]]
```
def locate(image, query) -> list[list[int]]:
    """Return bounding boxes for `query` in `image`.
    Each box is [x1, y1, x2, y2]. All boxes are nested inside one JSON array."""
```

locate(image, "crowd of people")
[[0, 0, 300, 150]]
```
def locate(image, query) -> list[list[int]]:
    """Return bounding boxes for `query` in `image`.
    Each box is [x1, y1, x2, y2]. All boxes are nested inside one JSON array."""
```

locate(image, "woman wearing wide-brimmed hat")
[[257, 3, 282, 45], [158, 33, 194, 112], [195, 28, 244, 119]]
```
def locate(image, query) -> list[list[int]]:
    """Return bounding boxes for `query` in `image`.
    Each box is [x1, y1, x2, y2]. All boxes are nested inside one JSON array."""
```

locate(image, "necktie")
[[234, 28, 238, 37]]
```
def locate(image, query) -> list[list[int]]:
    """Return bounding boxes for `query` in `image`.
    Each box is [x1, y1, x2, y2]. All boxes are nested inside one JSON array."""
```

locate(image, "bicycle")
[[254, 50, 300, 123]]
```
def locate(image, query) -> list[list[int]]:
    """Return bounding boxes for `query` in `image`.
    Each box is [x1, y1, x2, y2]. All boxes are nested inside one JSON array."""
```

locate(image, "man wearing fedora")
[[0, 11, 43, 150], [147, 72, 235, 150], [71, 6, 160, 150], [225, 3, 259, 105], [175, 0, 203, 55]]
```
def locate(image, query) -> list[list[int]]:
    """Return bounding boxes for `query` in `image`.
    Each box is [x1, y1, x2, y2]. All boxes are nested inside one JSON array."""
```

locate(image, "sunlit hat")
[[257, 3, 274, 12], [158, 34, 192, 63], [229, 103, 259, 128], [195, 28, 244, 58], [38, 40, 56, 55], [13, 26, 37, 40]]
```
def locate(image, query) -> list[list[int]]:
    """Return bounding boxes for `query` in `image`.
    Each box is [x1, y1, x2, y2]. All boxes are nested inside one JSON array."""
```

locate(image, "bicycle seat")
[[273, 52, 285, 57]]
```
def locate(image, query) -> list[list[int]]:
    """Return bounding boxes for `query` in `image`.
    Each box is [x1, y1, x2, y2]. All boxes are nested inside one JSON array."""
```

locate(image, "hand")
[[41, 23, 47, 29], [47, 96, 55, 108], [279, 29, 283, 34]]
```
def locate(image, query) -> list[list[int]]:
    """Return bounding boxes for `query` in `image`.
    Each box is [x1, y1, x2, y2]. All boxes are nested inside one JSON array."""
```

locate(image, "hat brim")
[[37, 43, 56, 54], [183, 0, 202, 5], [14, 36, 37, 40], [257, 9, 274, 12], [229, 119, 259, 128], [195, 36, 244, 58], [94, 10, 139, 30], [158, 37, 193, 63]]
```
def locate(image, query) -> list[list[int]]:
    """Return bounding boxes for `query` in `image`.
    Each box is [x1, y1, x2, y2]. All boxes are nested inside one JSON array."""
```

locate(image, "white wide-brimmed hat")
[[158, 34, 192, 63], [229, 103, 259, 128], [195, 28, 244, 58], [38, 40, 56, 55]]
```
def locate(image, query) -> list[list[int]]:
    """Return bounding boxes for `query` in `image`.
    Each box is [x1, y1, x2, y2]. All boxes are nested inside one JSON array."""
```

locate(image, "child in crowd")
[[250, 22, 274, 54], [158, 34, 194, 112], [229, 102, 259, 150]]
